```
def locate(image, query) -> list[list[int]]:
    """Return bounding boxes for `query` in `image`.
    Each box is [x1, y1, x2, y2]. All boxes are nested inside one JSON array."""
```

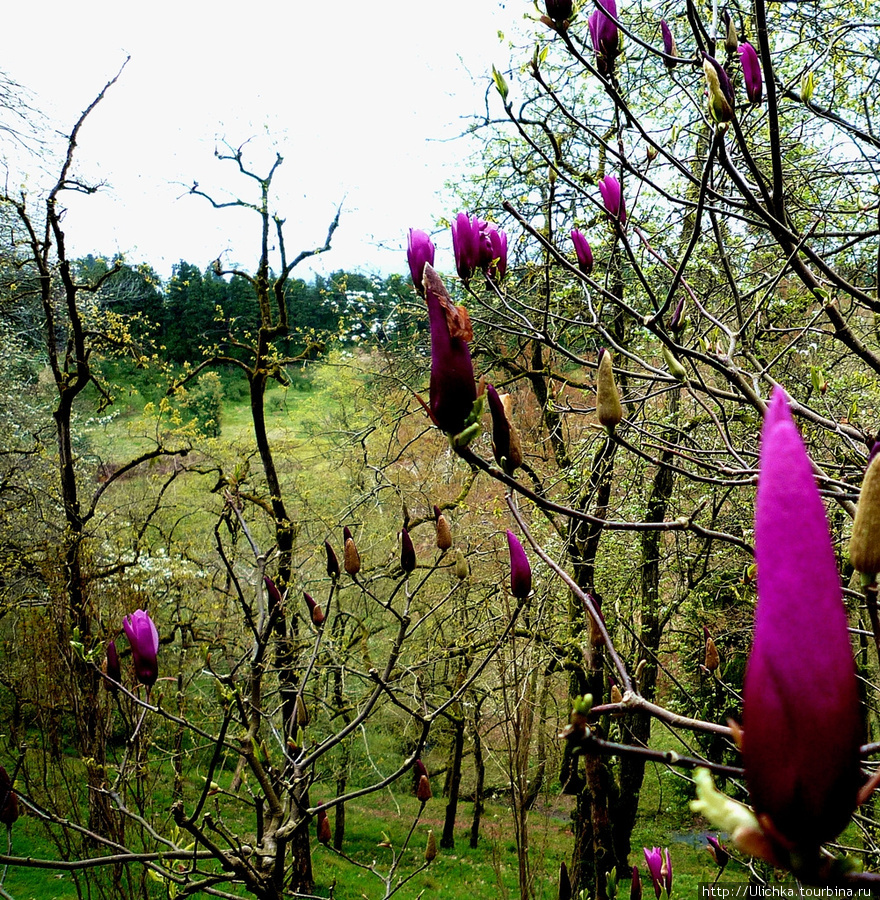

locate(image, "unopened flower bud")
[[434, 506, 453, 551], [343, 526, 361, 576], [425, 828, 438, 862], [723, 10, 738, 54], [610, 684, 623, 704], [417, 774, 432, 802], [596, 348, 623, 431], [400, 527, 416, 574], [316, 808, 331, 844], [559, 861, 572, 900], [487, 384, 523, 474], [303, 592, 325, 626], [325, 540, 340, 579], [850, 444, 880, 579], [507, 530, 532, 599], [104, 640, 121, 691], [706, 835, 729, 869], [295, 695, 309, 728], [704, 633, 720, 671], [453, 549, 469, 580], [0, 766, 18, 827]]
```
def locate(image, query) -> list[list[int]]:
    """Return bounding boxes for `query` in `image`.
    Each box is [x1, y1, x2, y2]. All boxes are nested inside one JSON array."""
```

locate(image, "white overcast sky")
[[1, 0, 525, 281]]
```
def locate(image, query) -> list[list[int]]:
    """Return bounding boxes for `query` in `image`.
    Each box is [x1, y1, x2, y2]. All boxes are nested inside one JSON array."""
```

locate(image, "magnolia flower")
[[702, 53, 735, 124], [0, 766, 18, 827], [723, 9, 738, 53], [643, 848, 671, 897], [122, 609, 159, 688], [324, 540, 340, 579], [316, 808, 331, 845], [479, 221, 508, 281], [451, 212, 483, 283], [507, 530, 532, 599], [407, 229, 435, 296], [423, 264, 478, 437], [660, 19, 677, 67], [303, 591, 325, 626], [743, 387, 861, 853], [598, 175, 626, 225], [588, 0, 620, 76], [738, 41, 762, 104], [570, 228, 594, 274], [400, 527, 416, 574], [434, 505, 453, 551]]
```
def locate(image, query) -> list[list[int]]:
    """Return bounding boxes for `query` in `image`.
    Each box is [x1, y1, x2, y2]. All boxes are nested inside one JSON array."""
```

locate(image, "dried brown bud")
[[343, 526, 361, 576], [434, 506, 453, 551], [417, 774, 432, 802], [596, 349, 623, 431], [425, 828, 438, 862], [610, 684, 623, 704], [704, 635, 720, 672], [316, 808, 331, 845]]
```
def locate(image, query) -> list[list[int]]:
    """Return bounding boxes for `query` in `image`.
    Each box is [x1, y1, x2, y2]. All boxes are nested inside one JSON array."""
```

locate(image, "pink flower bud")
[[122, 609, 159, 688]]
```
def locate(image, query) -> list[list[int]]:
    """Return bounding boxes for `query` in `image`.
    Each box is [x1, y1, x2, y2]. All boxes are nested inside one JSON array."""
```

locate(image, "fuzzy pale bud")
[[596, 348, 623, 431]]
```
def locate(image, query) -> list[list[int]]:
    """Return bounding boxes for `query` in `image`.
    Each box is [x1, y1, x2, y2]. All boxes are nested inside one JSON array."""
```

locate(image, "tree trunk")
[[440, 711, 465, 849]]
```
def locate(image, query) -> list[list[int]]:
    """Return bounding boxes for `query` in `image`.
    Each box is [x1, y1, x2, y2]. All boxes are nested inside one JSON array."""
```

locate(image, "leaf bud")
[[425, 828, 438, 862], [850, 444, 880, 579], [453, 549, 470, 580]]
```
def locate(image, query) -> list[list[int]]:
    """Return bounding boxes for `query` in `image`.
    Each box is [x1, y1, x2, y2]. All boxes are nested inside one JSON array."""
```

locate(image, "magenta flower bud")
[[423, 264, 477, 436], [400, 527, 416, 574], [324, 540, 340, 579], [263, 575, 284, 607], [559, 861, 572, 900], [598, 175, 626, 225], [669, 296, 686, 333], [570, 228, 594, 275], [414, 758, 429, 779], [743, 387, 861, 852], [506, 530, 532, 599], [588, 0, 620, 76], [706, 835, 729, 869], [104, 640, 121, 691], [545, 0, 572, 22], [0, 766, 18, 827], [630, 866, 642, 900], [316, 808, 331, 845], [642, 848, 664, 899], [407, 229, 435, 296], [479, 221, 508, 281], [451, 212, 483, 283], [660, 19, 678, 66], [122, 609, 159, 688], [738, 41, 762, 104]]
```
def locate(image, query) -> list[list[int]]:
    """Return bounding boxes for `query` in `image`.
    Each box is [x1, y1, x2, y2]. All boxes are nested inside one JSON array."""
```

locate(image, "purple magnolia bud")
[[723, 9, 738, 54], [451, 213, 483, 283], [545, 0, 572, 22], [738, 41, 763, 104], [400, 527, 416, 574], [642, 848, 663, 899], [423, 264, 477, 436], [122, 609, 159, 688], [479, 221, 508, 281], [506, 530, 532, 599], [743, 387, 861, 851], [588, 0, 620, 76], [669, 296, 686, 333], [263, 575, 284, 607], [487, 384, 523, 474], [702, 53, 735, 124], [630, 866, 642, 900], [559, 861, 572, 900], [0, 766, 18, 827], [407, 229, 435, 296], [706, 835, 729, 869], [660, 19, 678, 67], [570, 228, 594, 275], [598, 175, 626, 225], [104, 640, 121, 691], [324, 540, 340, 579]]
